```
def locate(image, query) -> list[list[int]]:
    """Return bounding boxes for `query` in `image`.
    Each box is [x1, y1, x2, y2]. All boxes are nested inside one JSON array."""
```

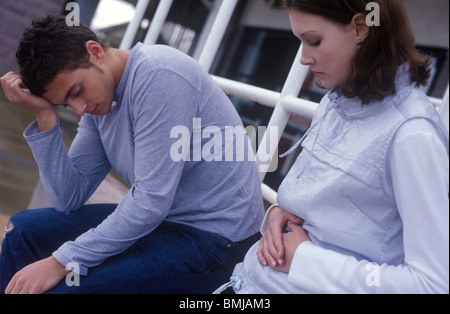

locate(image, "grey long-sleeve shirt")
[[24, 44, 264, 275]]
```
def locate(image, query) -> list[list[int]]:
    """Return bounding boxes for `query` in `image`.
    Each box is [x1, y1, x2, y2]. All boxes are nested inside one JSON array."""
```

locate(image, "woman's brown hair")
[[281, 0, 432, 104]]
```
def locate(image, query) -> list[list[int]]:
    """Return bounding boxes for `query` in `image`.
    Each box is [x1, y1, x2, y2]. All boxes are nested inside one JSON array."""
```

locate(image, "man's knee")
[[6, 222, 13, 231], [2, 221, 14, 241], [4, 210, 44, 241]]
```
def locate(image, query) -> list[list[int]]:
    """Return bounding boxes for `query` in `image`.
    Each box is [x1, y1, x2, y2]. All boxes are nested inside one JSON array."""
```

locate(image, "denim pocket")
[[195, 230, 233, 270], [205, 231, 233, 250]]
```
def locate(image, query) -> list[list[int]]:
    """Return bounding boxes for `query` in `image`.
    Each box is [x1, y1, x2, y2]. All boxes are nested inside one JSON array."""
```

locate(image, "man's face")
[[43, 63, 115, 117]]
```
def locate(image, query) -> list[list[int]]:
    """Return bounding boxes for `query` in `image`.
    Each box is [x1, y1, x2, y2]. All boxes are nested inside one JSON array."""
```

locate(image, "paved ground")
[[0, 91, 39, 217], [0, 90, 41, 247]]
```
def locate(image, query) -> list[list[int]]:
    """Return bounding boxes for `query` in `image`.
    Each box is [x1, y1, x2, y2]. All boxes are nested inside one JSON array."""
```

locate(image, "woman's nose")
[[300, 54, 314, 66], [300, 46, 315, 66]]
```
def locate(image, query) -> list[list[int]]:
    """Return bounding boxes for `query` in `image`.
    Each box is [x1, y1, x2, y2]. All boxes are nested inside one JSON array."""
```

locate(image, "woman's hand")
[[1, 72, 57, 132], [257, 206, 304, 269], [271, 222, 311, 273]]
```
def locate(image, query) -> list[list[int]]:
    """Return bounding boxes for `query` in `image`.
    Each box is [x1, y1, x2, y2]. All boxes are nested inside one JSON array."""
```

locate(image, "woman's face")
[[289, 9, 360, 89]]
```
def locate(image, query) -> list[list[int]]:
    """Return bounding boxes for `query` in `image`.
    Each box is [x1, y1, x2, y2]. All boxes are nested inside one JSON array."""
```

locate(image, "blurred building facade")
[[93, 0, 449, 189], [1, 0, 449, 190], [0, 0, 69, 75]]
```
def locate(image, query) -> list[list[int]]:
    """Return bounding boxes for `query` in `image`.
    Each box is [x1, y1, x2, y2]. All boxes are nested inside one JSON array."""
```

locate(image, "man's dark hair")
[[16, 15, 108, 96]]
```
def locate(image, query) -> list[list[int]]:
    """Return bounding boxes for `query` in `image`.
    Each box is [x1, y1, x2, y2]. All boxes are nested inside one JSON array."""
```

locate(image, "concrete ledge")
[[0, 175, 129, 254]]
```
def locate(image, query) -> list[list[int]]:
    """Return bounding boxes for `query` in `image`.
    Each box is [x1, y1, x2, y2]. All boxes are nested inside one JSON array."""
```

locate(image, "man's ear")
[[352, 13, 370, 43], [85, 41, 105, 65]]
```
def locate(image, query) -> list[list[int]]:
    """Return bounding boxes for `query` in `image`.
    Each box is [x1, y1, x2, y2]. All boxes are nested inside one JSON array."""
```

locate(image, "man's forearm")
[[36, 110, 58, 133]]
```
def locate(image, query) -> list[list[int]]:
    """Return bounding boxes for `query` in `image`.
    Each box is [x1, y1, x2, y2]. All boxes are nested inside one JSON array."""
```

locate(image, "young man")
[[0, 15, 264, 294]]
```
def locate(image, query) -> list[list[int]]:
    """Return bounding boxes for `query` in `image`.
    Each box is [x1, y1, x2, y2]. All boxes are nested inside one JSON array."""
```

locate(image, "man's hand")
[[1, 72, 57, 132], [5, 256, 70, 294], [257, 206, 304, 268]]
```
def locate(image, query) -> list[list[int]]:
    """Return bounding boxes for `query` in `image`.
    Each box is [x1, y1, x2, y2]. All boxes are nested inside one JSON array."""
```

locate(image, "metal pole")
[[119, 0, 151, 50], [257, 45, 310, 182], [193, 0, 223, 61], [198, 0, 238, 72], [143, 0, 174, 45], [439, 85, 449, 133]]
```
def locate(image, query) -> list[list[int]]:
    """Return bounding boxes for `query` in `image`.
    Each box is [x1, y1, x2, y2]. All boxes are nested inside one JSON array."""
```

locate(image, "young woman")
[[219, 0, 449, 294], [0, 15, 265, 294]]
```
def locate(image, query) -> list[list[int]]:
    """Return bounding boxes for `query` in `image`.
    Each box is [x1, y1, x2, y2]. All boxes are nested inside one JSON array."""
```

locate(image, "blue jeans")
[[0, 204, 260, 294]]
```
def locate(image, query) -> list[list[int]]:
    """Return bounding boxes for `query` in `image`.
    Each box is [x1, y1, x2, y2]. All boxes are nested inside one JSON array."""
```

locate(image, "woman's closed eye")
[[310, 40, 321, 47]]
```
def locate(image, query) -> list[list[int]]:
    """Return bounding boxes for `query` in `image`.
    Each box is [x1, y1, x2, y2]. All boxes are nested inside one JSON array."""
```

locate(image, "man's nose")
[[68, 100, 88, 116]]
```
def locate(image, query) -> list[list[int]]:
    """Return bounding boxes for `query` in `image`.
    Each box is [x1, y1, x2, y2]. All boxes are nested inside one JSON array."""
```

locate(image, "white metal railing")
[[438, 87, 450, 132], [119, 0, 151, 49], [197, 0, 238, 71], [143, 0, 174, 46], [119, 0, 450, 204]]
